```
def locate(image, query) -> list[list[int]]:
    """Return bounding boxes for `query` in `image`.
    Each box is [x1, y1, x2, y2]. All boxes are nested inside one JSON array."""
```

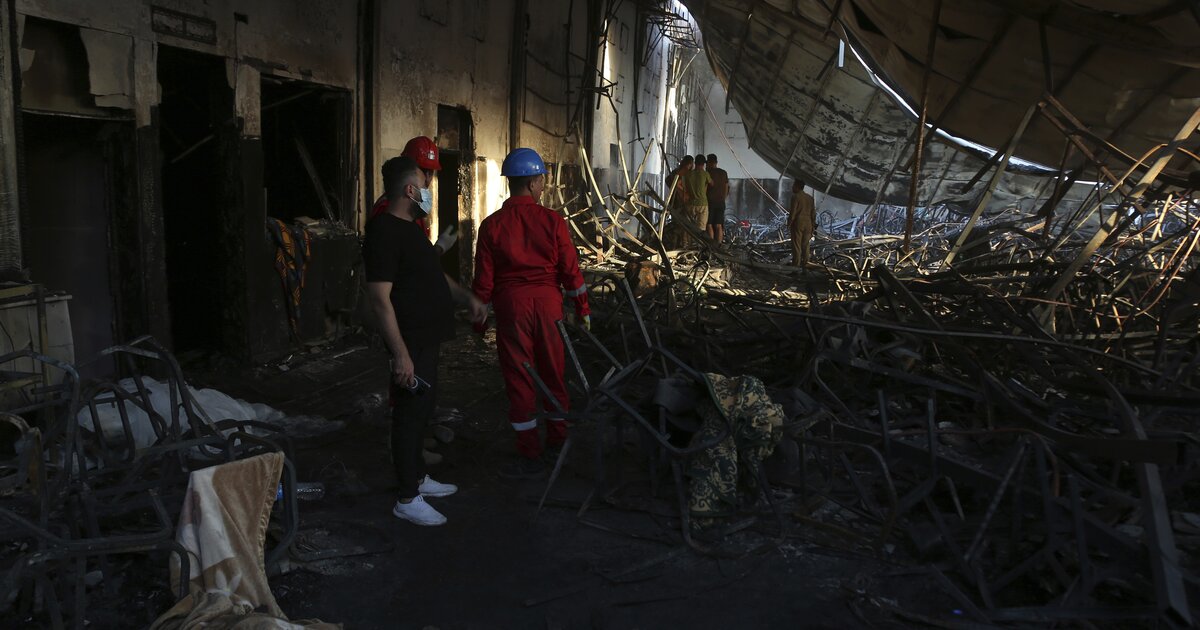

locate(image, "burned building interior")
[[1, 0, 1199, 627]]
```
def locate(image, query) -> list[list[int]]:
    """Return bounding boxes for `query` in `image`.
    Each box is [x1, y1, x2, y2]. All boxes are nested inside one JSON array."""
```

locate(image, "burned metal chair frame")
[[0, 403, 188, 630], [770, 297, 1194, 625], [1, 338, 300, 627], [0, 349, 81, 518], [86, 337, 299, 574], [0, 488, 189, 630], [573, 259, 1199, 624]]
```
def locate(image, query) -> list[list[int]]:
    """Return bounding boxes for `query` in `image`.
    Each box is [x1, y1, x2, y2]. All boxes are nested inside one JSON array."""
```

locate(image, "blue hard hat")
[[501, 148, 547, 177]]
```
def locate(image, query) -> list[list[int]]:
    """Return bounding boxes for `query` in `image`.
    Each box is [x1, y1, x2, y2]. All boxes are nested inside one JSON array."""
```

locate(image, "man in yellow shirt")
[[680, 154, 713, 248]]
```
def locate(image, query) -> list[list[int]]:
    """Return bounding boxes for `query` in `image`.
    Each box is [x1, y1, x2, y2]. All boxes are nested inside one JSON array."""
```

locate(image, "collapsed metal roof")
[[684, 0, 1200, 214]]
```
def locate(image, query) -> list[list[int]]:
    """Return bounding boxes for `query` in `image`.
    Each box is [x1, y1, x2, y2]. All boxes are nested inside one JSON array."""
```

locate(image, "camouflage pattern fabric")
[[687, 373, 785, 522]]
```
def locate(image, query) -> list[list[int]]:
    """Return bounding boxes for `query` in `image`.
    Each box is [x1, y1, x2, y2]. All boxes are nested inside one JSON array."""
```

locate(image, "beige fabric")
[[152, 591, 338, 630], [685, 204, 710, 230], [151, 452, 338, 630]]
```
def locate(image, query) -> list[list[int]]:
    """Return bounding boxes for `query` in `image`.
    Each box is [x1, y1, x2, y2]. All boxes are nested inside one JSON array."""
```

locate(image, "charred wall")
[[9, 0, 359, 363], [1, 0, 718, 365]]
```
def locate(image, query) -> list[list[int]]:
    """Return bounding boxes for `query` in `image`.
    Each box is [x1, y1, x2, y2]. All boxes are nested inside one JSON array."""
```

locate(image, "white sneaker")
[[392, 495, 446, 526], [418, 475, 457, 498]]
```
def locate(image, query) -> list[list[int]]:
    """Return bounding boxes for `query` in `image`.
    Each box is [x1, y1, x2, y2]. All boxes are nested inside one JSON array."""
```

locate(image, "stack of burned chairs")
[[0, 337, 298, 629]]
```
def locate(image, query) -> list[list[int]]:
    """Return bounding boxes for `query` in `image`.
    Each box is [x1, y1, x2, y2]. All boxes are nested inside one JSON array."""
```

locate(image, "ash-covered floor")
[[88, 326, 947, 630]]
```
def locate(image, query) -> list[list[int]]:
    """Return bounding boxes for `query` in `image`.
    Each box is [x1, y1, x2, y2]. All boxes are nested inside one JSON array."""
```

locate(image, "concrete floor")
[[77, 326, 949, 629]]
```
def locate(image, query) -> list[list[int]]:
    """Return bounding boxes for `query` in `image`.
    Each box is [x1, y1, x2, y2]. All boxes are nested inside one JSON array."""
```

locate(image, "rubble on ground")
[[534, 146, 1200, 626]]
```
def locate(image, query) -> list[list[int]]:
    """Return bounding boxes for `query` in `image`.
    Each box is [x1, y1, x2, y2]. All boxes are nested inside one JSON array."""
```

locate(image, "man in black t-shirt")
[[363, 156, 486, 526]]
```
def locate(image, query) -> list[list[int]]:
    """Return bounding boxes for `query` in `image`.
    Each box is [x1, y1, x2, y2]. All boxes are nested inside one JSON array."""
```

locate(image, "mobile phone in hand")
[[405, 374, 431, 395]]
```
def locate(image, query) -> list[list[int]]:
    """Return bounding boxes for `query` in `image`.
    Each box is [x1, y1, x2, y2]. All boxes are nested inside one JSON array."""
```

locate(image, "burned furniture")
[[0, 339, 302, 629]]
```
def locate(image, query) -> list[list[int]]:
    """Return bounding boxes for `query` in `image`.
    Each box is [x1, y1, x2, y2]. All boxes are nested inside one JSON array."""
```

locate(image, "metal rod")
[[942, 101, 1039, 268], [904, 0, 943, 251], [556, 319, 590, 394]]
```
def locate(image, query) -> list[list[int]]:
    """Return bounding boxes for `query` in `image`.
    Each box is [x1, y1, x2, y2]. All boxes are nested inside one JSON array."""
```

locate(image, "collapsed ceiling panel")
[[842, 0, 1199, 163], [684, 0, 1200, 214]]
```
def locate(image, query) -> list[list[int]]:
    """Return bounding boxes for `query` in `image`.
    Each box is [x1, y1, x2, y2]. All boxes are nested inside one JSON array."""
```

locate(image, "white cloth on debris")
[[74, 377, 316, 449]]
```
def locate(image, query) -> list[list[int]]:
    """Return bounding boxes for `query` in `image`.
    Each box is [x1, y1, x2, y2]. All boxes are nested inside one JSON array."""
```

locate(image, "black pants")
[[390, 342, 440, 499], [707, 203, 726, 227]]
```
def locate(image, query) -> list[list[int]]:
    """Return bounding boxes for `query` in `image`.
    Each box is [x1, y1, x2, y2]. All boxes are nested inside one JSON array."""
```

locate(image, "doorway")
[[157, 46, 236, 354], [436, 105, 474, 282], [260, 78, 354, 343], [437, 151, 462, 280], [21, 114, 131, 376], [261, 78, 352, 224]]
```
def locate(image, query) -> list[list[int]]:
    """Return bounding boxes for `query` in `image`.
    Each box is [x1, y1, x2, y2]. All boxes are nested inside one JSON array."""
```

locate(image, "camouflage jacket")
[[687, 373, 785, 521]]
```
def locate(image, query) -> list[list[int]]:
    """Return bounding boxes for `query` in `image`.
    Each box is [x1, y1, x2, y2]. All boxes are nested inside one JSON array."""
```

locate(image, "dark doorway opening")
[[259, 78, 357, 347], [158, 46, 236, 355], [21, 114, 133, 377], [261, 78, 352, 224], [437, 150, 462, 280], [436, 105, 474, 282]]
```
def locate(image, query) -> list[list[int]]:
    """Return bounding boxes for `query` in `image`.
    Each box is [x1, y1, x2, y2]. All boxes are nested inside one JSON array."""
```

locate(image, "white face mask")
[[418, 188, 434, 215], [409, 186, 434, 216]]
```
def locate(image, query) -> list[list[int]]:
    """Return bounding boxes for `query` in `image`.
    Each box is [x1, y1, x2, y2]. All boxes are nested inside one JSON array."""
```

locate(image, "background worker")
[[667, 156, 694, 248], [680, 154, 713, 248], [788, 180, 817, 267], [669, 155, 694, 207], [364, 156, 486, 526], [705, 154, 729, 244], [370, 136, 457, 255], [472, 148, 591, 479]]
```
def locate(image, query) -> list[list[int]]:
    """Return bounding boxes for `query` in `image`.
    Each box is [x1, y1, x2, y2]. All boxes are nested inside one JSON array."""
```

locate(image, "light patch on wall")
[[234, 64, 261, 137], [133, 38, 158, 127], [79, 28, 134, 110], [484, 157, 503, 217], [389, 47, 428, 118]]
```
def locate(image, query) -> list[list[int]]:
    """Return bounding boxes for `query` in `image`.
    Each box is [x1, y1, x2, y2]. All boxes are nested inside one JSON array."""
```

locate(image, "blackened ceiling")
[[684, 0, 1200, 213]]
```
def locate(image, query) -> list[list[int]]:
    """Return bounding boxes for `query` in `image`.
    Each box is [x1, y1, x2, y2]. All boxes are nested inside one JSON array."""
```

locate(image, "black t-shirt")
[[363, 213, 455, 343]]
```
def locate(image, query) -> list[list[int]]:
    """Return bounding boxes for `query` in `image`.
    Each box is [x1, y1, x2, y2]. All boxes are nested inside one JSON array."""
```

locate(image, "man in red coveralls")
[[370, 136, 457, 254], [473, 148, 591, 479]]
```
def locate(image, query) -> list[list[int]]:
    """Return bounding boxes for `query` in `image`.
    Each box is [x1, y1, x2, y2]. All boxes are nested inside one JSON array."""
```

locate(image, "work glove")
[[435, 225, 458, 252], [581, 314, 591, 331]]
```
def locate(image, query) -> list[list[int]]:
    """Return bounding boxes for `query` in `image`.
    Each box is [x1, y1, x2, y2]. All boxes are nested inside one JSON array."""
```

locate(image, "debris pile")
[[0, 337, 320, 628], [540, 140, 1200, 625]]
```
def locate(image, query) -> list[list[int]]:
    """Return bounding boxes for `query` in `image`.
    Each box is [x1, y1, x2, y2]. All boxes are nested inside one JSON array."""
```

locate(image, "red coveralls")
[[473, 195, 590, 459]]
